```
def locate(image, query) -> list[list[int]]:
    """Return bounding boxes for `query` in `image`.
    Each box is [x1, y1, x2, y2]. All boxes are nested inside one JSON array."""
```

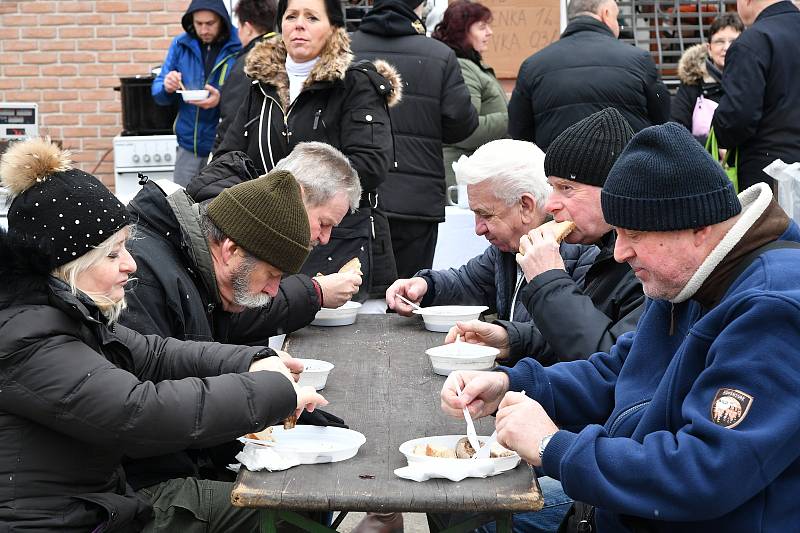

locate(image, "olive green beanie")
[[207, 169, 310, 273]]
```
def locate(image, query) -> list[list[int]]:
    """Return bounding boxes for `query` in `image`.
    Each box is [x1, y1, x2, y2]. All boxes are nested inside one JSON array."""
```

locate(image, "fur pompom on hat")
[[0, 138, 129, 268]]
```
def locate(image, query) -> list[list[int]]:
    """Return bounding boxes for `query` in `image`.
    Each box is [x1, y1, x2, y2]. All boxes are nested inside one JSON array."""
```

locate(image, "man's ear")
[[519, 193, 539, 224], [219, 238, 239, 264], [692, 226, 714, 248]]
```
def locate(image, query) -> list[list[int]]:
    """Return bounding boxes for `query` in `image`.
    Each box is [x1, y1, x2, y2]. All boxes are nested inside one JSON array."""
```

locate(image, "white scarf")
[[285, 55, 319, 103]]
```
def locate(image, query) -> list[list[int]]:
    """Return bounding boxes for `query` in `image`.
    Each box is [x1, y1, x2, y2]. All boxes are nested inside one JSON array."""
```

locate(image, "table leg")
[[436, 512, 505, 533], [260, 509, 340, 533], [495, 512, 512, 533], [260, 509, 278, 533]]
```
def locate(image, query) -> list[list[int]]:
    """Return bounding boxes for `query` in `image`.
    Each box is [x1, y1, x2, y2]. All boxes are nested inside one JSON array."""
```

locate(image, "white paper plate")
[[396, 435, 520, 481], [311, 300, 362, 326], [241, 425, 366, 463], [412, 305, 489, 332]]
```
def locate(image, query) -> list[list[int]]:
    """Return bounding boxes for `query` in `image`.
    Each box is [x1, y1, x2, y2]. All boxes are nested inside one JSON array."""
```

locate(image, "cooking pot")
[[115, 75, 178, 136]]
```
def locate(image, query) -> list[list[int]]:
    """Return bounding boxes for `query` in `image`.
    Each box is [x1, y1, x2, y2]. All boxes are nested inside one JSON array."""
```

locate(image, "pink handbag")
[[691, 95, 719, 138]]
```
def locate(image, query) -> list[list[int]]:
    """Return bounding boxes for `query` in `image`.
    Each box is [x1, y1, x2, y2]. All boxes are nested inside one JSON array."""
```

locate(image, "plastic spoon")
[[395, 293, 423, 311], [455, 382, 482, 452]]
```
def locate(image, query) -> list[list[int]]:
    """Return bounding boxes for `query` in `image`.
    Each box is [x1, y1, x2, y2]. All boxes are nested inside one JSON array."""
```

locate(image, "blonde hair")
[[51, 226, 134, 323]]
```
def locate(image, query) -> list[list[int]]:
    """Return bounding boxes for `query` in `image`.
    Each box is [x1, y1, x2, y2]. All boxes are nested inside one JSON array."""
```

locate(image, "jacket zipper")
[[608, 399, 650, 436]]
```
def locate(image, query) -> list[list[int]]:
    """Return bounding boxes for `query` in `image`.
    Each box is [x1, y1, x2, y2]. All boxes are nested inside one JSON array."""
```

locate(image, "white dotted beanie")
[[0, 138, 129, 268]]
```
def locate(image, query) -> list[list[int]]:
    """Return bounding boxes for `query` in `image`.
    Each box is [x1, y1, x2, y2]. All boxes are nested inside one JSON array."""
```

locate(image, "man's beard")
[[231, 257, 273, 309]]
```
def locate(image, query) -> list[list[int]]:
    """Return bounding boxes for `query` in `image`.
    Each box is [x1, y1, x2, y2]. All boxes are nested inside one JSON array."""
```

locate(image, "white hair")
[[452, 139, 551, 208]]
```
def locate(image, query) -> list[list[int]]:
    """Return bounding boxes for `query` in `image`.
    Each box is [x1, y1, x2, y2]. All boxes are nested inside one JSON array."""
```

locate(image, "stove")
[[113, 134, 177, 204]]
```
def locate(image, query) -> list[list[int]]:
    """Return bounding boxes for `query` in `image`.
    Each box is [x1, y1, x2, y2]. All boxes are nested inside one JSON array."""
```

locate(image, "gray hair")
[[52, 226, 133, 323], [198, 201, 225, 245], [274, 142, 362, 211], [452, 139, 551, 209], [568, 0, 613, 19]]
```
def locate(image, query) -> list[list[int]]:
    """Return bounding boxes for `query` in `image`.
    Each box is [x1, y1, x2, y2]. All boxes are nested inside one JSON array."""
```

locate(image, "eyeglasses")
[[710, 38, 737, 47]]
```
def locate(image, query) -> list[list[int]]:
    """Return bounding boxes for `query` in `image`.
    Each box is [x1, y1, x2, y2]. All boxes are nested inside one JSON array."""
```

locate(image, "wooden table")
[[231, 315, 543, 532]]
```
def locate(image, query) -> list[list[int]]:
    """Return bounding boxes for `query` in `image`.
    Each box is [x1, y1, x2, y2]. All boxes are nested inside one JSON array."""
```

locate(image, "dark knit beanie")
[[277, 0, 345, 28], [545, 108, 634, 187], [1, 138, 129, 268], [207, 169, 310, 273], [601, 122, 741, 231]]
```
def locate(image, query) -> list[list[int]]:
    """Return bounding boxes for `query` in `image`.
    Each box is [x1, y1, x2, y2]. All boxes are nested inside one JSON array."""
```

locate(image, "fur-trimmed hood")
[[245, 28, 402, 109], [678, 44, 714, 85]]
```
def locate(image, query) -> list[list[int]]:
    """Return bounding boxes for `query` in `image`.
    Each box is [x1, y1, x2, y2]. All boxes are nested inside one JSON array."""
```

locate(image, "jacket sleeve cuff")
[[541, 429, 577, 479], [494, 319, 524, 359], [415, 272, 436, 307]]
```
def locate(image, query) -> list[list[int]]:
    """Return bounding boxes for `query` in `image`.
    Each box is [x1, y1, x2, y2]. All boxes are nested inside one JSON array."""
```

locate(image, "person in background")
[[0, 138, 325, 532], [152, 0, 241, 186], [671, 13, 743, 145], [213, 0, 278, 152], [441, 122, 800, 532], [215, 0, 401, 300], [350, 0, 478, 280], [507, 0, 670, 150], [386, 139, 597, 327], [712, 0, 800, 191], [432, 0, 508, 189]]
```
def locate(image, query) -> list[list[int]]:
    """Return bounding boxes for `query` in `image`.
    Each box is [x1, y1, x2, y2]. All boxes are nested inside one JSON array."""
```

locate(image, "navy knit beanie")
[[545, 108, 634, 187], [601, 122, 741, 231]]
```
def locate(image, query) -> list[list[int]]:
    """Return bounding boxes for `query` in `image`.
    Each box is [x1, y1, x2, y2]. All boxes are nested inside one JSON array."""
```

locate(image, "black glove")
[[298, 408, 348, 428]]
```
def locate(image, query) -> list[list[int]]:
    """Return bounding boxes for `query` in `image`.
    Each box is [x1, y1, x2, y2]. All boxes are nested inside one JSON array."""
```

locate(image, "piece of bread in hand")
[[339, 257, 362, 275], [283, 413, 298, 430], [538, 219, 576, 243], [245, 427, 275, 442], [425, 443, 457, 458]]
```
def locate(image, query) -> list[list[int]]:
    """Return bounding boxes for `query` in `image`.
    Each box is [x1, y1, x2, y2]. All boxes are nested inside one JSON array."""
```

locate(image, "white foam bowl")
[[412, 305, 489, 332], [425, 342, 499, 376], [399, 435, 520, 472], [311, 300, 362, 326], [179, 89, 209, 101], [296, 358, 334, 390]]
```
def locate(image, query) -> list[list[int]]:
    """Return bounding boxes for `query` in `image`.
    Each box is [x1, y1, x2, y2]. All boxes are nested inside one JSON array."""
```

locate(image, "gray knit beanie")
[[544, 108, 634, 187], [601, 122, 741, 231], [207, 169, 310, 273]]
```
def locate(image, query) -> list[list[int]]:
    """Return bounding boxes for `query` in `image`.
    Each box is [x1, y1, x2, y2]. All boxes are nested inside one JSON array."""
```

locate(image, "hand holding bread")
[[515, 220, 574, 281]]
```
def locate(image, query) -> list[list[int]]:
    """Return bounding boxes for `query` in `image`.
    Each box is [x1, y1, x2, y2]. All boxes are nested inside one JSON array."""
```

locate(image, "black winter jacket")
[[212, 32, 274, 153], [497, 231, 644, 366], [416, 241, 598, 322], [712, 1, 800, 190], [671, 44, 724, 145], [213, 29, 401, 296], [0, 230, 295, 532], [508, 17, 670, 150], [351, 1, 478, 222]]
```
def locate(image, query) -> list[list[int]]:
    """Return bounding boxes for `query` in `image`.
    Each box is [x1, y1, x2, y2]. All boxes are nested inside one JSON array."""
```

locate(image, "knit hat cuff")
[[209, 193, 309, 273], [601, 183, 741, 231]]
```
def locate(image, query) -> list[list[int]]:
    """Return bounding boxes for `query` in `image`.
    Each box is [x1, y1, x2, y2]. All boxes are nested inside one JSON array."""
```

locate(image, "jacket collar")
[[673, 183, 790, 305], [245, 28, 353, 109], [561, 16, 616, 39], [756, 0, 799, 22]]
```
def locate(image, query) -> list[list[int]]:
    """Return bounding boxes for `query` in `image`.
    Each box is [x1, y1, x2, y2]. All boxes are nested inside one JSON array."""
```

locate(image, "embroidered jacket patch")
[[711, 388, 754, 428]]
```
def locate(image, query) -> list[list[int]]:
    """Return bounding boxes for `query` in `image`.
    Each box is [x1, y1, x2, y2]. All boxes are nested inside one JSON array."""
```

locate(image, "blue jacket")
[[416, 241, 598, 322], [152, 0, 240, 156], [504, 187, 800, 532]]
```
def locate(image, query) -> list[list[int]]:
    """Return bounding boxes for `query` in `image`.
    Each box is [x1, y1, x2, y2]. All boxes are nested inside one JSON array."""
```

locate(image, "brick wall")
[[0, 0, 194, 190]]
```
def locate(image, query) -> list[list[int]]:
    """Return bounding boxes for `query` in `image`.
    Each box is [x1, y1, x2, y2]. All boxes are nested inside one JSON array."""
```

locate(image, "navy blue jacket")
[[152, 0, 240, 157], [504, 188, 800, 532], [713, 1, 800, 190], [416, 241, 598, 322]]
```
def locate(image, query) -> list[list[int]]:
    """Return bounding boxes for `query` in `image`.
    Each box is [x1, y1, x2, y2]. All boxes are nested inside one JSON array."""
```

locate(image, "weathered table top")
[[231, 314, 543, 514]]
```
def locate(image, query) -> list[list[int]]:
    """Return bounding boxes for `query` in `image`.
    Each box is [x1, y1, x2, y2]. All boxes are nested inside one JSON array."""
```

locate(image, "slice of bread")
[[339, 257, 362, 275], [538, 220, 577, 243], [246, 427, 275, 442]]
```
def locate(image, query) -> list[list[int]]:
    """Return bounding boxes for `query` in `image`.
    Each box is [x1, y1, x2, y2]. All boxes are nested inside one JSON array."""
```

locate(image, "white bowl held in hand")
[[296, 358, 334, 390], [425, 342, 499, 376], [311, 300, 362, 326], [412, 305, 489, 332], [179, 89, 209, 101]]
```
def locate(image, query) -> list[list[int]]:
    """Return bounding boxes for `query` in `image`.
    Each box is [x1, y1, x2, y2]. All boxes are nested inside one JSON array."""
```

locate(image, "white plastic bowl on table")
[[179, 89, 209, 101], [399, 434, 520, 475], [412, 305, 488, 332], [425, 342, 499, 376], [311, 300, 362, 326], [241, 425, 366, 464], [296, 358, 334, 390]]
